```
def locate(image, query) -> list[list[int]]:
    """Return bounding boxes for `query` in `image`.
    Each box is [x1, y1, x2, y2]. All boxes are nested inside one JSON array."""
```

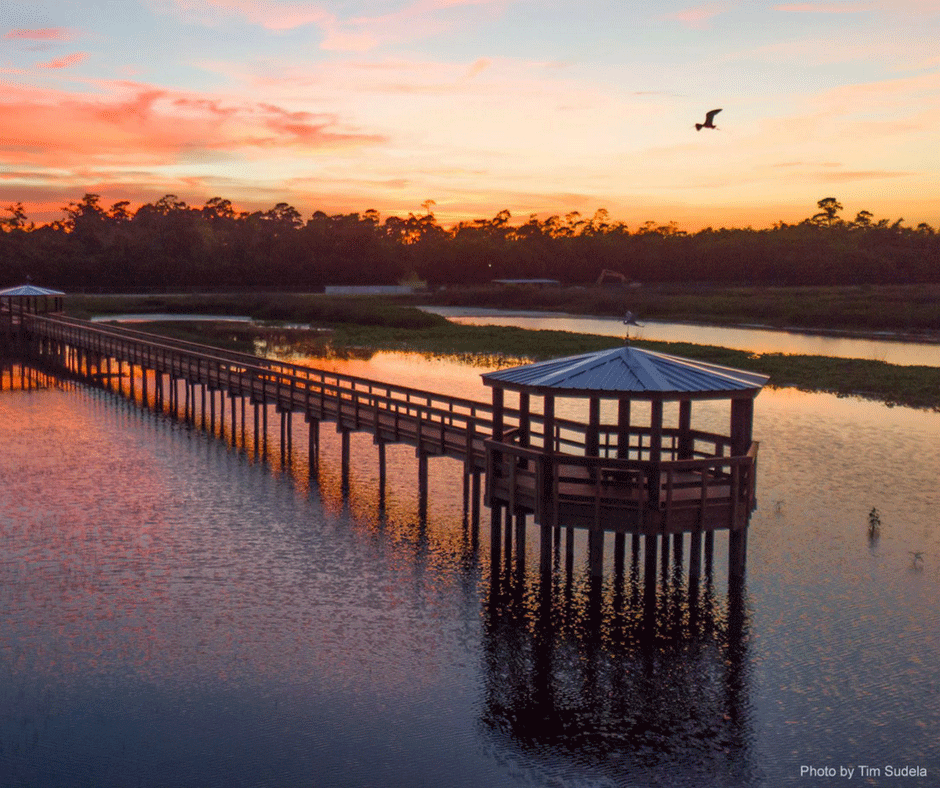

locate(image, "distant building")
[[491, 279, 561, 288], [324, 285, 423, 296]]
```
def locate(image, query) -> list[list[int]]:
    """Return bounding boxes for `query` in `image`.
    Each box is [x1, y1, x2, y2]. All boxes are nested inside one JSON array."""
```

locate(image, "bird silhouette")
[[696, 108, 722, 130], [623, 311, 643, 327], [623, 311, 643, 343]]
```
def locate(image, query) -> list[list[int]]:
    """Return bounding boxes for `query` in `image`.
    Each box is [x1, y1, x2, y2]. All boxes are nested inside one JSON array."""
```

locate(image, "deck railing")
[[484, 430, 758, 533], [22, 314, 759, 532]]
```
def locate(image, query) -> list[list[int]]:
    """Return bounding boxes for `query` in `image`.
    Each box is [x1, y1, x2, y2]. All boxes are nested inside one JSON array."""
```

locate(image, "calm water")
[[422, 306, 940, 367], [1, 355, 938, 787]]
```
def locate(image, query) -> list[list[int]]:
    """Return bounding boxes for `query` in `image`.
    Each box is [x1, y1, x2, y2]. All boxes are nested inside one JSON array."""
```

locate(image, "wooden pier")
[[9, 311, 766, 599]]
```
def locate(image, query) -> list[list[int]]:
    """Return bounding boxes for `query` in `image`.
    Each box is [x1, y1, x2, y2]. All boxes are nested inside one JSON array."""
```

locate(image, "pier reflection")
[[481, 536, 755, 782], [5, 354, 758, 784]]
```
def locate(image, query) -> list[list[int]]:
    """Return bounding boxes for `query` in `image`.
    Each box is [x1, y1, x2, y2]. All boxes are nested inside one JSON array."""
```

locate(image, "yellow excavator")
[[596, 269, 626, 286]]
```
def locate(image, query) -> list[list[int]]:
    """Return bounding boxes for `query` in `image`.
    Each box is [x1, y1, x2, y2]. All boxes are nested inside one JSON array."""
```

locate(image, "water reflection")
[[3, 352, 939, 786], [481, 538, 757, 785], [423, 306, 940, 367]]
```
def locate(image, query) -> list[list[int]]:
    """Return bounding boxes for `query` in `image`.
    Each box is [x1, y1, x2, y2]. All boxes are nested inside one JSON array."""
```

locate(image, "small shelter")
[[0, 283, 66, 330], [480, 344, 769, 545]]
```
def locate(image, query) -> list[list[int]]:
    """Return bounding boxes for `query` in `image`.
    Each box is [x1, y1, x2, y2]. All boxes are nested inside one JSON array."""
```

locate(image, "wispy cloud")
[[37, 52, 89, 70], [774, 2, 869, 11], [666, 3, 734, 29], [158, 0, 508, 49], [3, 28, 76, 41]]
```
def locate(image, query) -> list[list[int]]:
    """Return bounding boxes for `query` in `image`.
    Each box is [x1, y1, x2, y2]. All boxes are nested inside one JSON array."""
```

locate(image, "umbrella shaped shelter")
[[481, 344, 769, 581], [0, 283, 66, 336]]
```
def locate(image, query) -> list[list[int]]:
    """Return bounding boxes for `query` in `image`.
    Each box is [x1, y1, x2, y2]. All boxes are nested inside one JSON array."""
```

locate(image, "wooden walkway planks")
[[21, 314, 758, 535]]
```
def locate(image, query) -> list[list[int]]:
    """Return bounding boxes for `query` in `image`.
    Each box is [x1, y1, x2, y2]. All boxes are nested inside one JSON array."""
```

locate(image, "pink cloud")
[[774, 2, 868, 11], [666, 3, 734, 28], [37, 52, 89, 69], [0, 81, 385, 170], [3, 28, 75, 41], [163, 0, 507, 49]]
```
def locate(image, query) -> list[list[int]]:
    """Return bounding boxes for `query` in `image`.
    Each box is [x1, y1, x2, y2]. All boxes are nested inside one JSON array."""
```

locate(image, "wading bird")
[[696, 108, 722, 130], [623, 311, 643, 342], [623, 311, 643, 327]]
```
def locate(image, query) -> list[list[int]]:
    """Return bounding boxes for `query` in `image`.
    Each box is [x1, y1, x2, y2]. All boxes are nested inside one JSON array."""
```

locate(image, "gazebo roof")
[[0, 284, 66, 297], [482, 345, 769, 398]]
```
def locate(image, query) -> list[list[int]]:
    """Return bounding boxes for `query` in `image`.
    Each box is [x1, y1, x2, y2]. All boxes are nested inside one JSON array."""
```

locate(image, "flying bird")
[[696, 108, 722, 130]]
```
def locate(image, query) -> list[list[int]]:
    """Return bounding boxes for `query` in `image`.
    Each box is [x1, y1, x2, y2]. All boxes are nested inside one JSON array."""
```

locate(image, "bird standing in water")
[[696, 108, 722, 130]]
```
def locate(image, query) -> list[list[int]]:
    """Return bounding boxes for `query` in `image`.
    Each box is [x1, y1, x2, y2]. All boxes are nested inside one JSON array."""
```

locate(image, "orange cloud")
[[37, 52, 89, 69], [3, 28, 75, 41], [0, 81, 386, 169], [666, 3, 734, 28]]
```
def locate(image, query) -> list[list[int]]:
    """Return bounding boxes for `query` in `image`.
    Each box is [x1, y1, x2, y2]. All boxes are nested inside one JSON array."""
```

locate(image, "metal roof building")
[[0, 284, 66, 298], [482, 345, 768, 399], [480, 341, 768, 582], [481, 341, 767, 514], [1, 283, 66, 336]]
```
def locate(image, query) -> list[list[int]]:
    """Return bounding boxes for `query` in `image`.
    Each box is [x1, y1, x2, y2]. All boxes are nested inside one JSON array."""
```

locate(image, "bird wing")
[[705, 108, 722, 123]]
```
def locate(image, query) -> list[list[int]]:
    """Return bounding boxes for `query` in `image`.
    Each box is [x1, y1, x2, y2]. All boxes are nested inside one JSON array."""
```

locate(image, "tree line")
[[1, 194, 937, 290]]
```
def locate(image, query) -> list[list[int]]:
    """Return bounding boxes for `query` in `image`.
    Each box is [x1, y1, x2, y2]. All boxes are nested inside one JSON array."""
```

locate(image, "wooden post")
[[490, 504, 503, 583], [643, 533, 658, 618], [514, 510, 526, 578], [518, 392, 530, 447], [689, 530, 702, 585], [377, 439, 386, 503], [588, 527, 604, 579], [308, 415, 320, 475], [418, 452, 429, 522], [254, 400, 261, 455], [672, 531, 684, 569], [340, 428, 350, 480], [729, 527, 747, 585], [262, 401, 269, 457], [617, 398, 631, 458], [704, 531, 715, 579], [730, 396, 754, 456], [614, 532, 626, 580], [648, 398, 663, 512], [587, 396, 600, 457], [465, 470, 479, 550], [678, 399, 693, 459]]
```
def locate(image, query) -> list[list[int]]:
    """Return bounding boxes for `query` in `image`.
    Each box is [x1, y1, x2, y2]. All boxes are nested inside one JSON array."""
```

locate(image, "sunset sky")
[[2, 0, 939, 230]]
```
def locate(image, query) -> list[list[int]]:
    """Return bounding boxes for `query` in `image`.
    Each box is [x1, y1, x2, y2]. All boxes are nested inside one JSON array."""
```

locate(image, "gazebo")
[[0, 283, 66, 336], [481, 344, 769, 582]]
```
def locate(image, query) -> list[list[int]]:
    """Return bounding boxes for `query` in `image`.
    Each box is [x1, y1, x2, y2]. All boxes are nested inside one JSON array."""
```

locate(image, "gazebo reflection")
[[479, 539, 755, 783]]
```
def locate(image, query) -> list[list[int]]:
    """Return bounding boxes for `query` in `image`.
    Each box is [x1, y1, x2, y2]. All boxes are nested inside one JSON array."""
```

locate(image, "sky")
[[1, 0, 939, 231]]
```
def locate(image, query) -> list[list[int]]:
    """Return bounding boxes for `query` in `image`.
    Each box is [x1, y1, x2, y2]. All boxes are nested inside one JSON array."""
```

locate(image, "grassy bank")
[[415, 283, 940, 338], [84, 298, 940, 411]]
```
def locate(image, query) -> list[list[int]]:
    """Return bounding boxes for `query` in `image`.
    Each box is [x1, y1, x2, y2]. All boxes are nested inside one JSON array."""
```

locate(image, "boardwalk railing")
[[19, 314, 758, 534]]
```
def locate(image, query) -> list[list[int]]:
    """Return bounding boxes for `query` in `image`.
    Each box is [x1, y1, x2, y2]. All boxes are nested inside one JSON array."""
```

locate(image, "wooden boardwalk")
[[17, 314, 757, 540]]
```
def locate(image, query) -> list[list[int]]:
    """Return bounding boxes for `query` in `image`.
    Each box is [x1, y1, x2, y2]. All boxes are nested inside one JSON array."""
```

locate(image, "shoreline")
[[420, 305, 940, 346]]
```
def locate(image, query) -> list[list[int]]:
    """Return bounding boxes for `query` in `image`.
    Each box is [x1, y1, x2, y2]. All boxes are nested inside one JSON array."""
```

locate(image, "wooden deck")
[[15, 314, 758, 536]]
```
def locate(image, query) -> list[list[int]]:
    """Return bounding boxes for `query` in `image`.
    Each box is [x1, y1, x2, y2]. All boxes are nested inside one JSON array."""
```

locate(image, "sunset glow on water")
[[1, 355, 938, 786]]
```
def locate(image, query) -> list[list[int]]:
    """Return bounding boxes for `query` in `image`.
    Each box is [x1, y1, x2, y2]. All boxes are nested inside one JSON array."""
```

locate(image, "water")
[[422, 307, 940, 367], [1, 356, 938, 787]]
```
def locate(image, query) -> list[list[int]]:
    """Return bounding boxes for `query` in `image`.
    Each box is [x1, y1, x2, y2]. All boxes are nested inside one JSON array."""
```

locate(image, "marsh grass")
[[419, 283, 940, 336], [69, 292, 940, 410]]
